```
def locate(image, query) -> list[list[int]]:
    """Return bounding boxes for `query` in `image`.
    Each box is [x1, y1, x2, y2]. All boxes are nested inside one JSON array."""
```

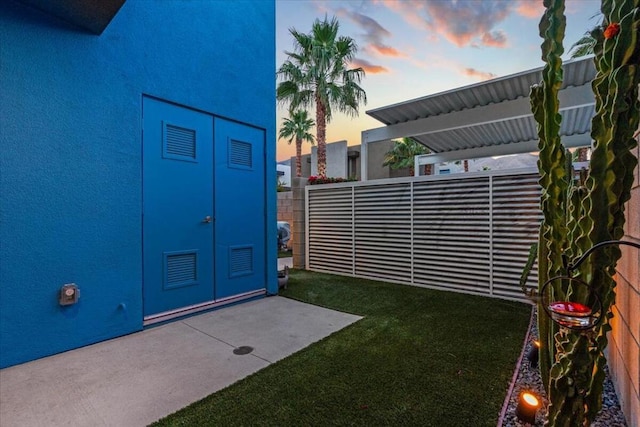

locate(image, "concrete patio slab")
[[277, 256, 293, 270], [0, 296, 362, 427]]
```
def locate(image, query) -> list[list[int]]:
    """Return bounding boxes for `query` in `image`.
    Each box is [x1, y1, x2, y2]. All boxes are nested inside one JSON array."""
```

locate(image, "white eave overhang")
[[16, 0, 126, 34]]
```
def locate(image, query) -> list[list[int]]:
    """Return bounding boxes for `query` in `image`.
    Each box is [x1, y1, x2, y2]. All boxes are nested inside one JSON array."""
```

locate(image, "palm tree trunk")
[[577, 147, 588, 162], [316, 96, 327, 178], [295, 137, 302, 177]]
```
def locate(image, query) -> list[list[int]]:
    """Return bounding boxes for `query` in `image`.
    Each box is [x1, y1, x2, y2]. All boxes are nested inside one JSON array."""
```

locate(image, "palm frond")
[[569, 33, 597, 58], [278, 110, 316, 145], [276, 15, 368, 168], [383, 138, 429, 170]]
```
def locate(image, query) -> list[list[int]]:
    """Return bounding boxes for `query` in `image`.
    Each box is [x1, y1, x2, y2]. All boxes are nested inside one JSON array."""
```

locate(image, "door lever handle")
[[202, 215, 212, 223]]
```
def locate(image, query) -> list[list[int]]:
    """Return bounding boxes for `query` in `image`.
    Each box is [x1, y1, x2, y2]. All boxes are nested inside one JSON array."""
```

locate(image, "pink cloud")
[[379, 0, 520, 48], [375, 0, 430, 29], [515, 0, 544, 19], [338, 8, 407, 59], [481, 30, 507, 48], [350, 58, 389, 74], [369, 45, 405, 57], [424, 1, 511, 47], [462, 67, 497, 81]]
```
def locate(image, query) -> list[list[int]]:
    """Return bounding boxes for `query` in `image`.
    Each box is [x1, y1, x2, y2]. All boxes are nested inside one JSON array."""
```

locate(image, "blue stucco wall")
[[0, 0, 276, 368]]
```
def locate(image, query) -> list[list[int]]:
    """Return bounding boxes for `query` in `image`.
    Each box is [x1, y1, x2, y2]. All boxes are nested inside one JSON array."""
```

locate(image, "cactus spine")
[[532, 0, 639, 425]]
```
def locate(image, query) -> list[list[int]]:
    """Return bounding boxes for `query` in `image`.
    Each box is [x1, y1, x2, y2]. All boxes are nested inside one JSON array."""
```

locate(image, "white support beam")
[[362, 85, 594, 144], [360, 133, 368, 181], [415, 132, 592, 166]]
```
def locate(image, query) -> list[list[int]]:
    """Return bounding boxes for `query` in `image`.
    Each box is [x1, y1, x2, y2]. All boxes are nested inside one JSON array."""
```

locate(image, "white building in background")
[[277, 163, 291, 187], [434, 153, 540, 175]]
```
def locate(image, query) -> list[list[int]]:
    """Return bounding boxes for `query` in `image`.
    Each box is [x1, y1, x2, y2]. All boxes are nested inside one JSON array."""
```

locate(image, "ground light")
[[526, 340, 540, 368], [516, 240, 640, 423], [515, 391, 541, 425]]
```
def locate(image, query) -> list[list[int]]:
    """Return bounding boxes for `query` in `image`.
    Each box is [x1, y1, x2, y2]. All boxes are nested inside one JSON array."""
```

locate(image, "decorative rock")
[[500, 310, 627, 426]]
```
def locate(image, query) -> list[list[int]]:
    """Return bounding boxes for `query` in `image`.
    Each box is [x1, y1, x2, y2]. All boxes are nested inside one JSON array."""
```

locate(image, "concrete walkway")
[[277, 256, 293, 270], [0, 296, 361, 427]]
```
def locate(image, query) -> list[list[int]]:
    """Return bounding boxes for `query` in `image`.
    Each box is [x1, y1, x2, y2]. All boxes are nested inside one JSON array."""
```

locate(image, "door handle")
[[202, 215, 212, 223]]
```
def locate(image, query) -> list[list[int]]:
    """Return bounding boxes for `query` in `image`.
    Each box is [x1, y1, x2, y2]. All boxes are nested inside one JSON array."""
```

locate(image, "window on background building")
[[348, 157, 357, 178]]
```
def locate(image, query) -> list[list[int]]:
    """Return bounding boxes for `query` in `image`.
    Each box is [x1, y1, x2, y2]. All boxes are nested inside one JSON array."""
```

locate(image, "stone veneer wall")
[[291, 177, 307, 269], [609, 140, 640, 426]]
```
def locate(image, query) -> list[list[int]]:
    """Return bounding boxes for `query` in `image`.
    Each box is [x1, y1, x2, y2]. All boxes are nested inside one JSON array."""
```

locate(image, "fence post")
[[489, 175, 494, 297], [292, 177, 307, 269]]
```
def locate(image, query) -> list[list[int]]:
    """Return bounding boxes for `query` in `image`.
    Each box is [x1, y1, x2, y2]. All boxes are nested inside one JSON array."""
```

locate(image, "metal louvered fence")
[[305, 169, 542, 302]]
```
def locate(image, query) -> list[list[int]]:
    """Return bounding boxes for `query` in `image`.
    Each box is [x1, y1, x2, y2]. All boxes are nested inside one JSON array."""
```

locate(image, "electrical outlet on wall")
[[59, 283, 80, 306]]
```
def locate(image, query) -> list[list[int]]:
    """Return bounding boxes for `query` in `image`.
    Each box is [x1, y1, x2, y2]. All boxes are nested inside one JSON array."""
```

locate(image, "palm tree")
[[455, 159, 470, 172], [568, 13, 603, 58], [277, 16, 367, 178], [569, 33, 597, 58], [278, 110, 315, 177], [383, 138, 430, 176]]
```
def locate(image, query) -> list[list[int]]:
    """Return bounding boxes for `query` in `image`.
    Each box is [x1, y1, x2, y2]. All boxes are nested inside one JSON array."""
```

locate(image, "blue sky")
[[276, 0, 602, 161]]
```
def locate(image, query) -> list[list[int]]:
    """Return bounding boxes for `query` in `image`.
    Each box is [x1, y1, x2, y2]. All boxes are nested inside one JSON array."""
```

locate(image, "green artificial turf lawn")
[[152, 269, 531, 427], [277, 250, 292, 259]]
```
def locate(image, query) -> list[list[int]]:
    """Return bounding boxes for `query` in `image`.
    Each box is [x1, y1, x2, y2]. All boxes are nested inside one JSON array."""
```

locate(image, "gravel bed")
[[499, 309, 627, 427]]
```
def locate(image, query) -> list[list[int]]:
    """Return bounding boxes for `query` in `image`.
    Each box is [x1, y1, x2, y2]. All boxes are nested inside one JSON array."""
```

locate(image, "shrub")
[[307, 176, 357, 185]]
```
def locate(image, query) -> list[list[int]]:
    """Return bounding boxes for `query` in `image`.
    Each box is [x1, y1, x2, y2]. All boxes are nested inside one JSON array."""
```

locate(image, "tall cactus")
[[531, 0, 640, 425], [582, 0, 639, 420], [530, 0, 568, 394]]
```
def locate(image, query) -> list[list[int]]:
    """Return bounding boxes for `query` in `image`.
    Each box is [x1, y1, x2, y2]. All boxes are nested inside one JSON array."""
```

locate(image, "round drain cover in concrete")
[[233, 346, 254, 355]]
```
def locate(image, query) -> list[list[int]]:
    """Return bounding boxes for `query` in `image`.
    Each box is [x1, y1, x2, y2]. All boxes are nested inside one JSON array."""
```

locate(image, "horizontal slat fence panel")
[[307, 187, 354, 274], [491, 174, 542, 299], [354, 183, 412, 282], [413, 177, 492, 294], [306, 169, 541, 302]]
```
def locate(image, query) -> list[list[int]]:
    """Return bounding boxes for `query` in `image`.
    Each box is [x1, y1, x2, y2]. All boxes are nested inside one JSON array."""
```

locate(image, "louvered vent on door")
[[164, 251, 198, 289], [228, 139, 252, 169], [229, 245, 253, 277], [163, 123, 196, 161]]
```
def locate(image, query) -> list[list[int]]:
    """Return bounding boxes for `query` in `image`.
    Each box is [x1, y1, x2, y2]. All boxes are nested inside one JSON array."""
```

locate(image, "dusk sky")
[[275, 0, 601, 161]]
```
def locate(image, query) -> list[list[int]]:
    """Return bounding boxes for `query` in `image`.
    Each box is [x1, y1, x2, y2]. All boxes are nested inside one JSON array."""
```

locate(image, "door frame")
[[141, 95, 272, 326]]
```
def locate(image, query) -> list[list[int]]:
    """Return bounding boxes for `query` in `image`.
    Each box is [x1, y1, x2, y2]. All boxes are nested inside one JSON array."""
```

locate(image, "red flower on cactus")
[[604, 23, 620, 39]]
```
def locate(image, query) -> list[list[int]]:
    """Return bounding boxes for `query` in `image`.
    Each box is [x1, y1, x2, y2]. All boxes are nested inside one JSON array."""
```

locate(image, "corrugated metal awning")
[[363, 56, 596, 156]]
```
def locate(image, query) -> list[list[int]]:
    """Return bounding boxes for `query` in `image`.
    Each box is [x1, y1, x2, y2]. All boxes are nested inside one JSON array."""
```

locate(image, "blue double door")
[[142, 97, 265, 317]]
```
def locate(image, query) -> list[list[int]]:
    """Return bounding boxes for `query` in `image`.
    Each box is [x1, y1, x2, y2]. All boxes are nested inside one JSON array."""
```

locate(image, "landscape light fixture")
[[515, 240, 640, 424], [526, 340, 540, 368], [515, 391, 541, 425]]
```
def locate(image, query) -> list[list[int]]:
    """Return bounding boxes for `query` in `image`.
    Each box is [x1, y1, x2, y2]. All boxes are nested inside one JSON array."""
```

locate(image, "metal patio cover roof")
[[364, 56, 597, 155]]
